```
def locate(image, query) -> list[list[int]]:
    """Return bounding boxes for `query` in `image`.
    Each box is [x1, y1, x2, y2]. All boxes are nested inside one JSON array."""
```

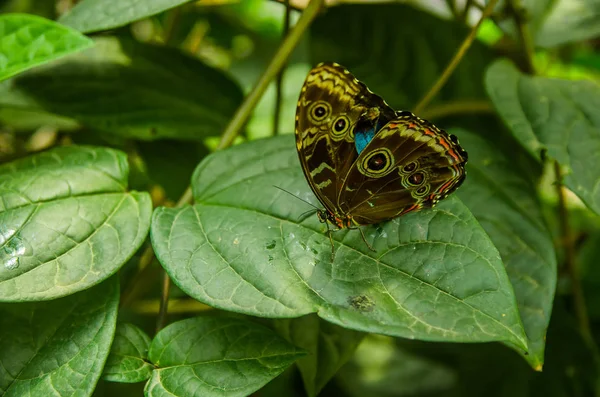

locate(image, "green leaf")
[[485, 59, 600, 215], [0, 277, 119, 396], [0, 13, 93, 81], [518, 0, 600, 48], [59, 0, 195, 34], [273, 315, 364, 397], [103, 323, 153, 383], [310, 3, 493, 109], [455, 127, 556, 369], [14, 37, 243, 141], [145, 315, 306, 397], [0, 145, 152, 301], [151, 135, 527, 350]]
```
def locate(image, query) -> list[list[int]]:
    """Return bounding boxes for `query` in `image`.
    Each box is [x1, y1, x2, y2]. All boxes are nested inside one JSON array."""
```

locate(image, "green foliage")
[[0, 13, 92, 81], [1, 0, 599, 396], [145, 316, 306, 397], [59, 0, 196, 33], [152, 135, 527, 349], [0, 146, 151, 301], [486, 59, 600, 215], [0, 278, 119, 396]]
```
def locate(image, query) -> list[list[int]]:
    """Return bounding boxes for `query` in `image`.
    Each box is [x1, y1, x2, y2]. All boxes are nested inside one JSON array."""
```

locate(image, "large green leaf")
[[145, 315, 306, 397], [485, 59, 600, 215], [497, 0, 600, 48], [151, 136, 527, 350], [59, 0, 195, 34], [0, 145, 151, 301], [455, 127, 556, 369], [0, 277, 119, 396], [14, 37, 243, 141], [273, 315, 364, 397], [0, 13, 93, 81], [103, 323, 153, 384], [310, 3, 493, 109]]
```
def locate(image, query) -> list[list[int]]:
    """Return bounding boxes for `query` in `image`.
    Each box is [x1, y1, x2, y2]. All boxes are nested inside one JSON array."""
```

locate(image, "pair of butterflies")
[[294, 62, 467, 257]]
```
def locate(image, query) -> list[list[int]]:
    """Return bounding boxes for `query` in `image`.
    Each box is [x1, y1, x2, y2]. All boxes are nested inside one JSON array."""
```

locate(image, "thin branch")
[[413, 0, 499, 114], [507, 0, 536, 74], [217, 0, 325, 150], [156, 269, 172, 332], [273, 0, 292, 136], [419, 99, 494, 120], [460, 0, 475, 22], [554, 162, 592, 344], [445, 0, 460, 20]]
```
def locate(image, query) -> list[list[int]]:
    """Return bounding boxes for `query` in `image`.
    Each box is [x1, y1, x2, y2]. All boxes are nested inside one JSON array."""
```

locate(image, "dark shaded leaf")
[[59, 0, 195, 34], [0, 277, 119, 396], [145, 315, 306, 397], [15, 37, 243, 141], [273, 315, 364, 396], [485, 59, 600, 215], [103, 323, 153, 383], [455, 127, 556, 369]]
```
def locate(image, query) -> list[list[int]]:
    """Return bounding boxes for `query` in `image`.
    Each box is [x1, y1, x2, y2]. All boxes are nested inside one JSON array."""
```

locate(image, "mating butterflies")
[[295, 62, 468, 253]]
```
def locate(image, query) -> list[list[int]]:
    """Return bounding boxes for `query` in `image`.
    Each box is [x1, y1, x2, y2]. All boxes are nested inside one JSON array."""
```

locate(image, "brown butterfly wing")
[[295, 62, 395, 215], [338, 112, 468, 225]]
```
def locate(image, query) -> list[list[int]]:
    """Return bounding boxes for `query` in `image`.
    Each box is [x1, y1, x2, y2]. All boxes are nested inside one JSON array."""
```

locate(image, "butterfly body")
[[294, 62, 467, 245]]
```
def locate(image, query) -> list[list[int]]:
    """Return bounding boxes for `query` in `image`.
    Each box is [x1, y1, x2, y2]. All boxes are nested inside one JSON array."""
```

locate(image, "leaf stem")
[[156, 269, 172, 332], [419, 99, 494, 120], [507, 0, 536, 74], [413, 0, 499, 114], [273, 0, 292, 136], [554, 161, 592, 343], [445, 0, 460, 20], [217, 0, 324, 150]]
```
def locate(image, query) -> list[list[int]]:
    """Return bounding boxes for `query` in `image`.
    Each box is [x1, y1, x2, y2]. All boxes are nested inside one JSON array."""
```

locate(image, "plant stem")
[[554, 161, 592, 343], [460, 0, 475, 22], [507, 0, 535, 74], [217, 0, 324, 150], [156, 269, 172, 332], [273, 0, 292, 136], [413, 0, 499, 114], [445, 0, 460, 20], [419, 99, 493, 120]]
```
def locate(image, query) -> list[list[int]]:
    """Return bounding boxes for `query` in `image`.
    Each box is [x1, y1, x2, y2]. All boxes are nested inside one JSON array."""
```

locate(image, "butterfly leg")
[[357, 227, 376, 253], [327, 228, 336, 262]]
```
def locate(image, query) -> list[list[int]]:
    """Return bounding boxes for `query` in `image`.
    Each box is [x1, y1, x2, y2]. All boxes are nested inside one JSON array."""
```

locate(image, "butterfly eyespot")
[[314, 106, 326, 118], [308, 101, 331, 123], [334, 117, 347, 132], [408, 172, 424, 186], [331, 115, 350, 138], [368, 153, 387, 170], [403, 162, 417, 173], [417, 186, 428, 195], [359, 148, 395, 178]]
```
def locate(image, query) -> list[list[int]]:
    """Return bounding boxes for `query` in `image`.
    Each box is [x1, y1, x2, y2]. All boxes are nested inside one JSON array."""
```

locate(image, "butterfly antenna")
[[272, 185, 320, 210]]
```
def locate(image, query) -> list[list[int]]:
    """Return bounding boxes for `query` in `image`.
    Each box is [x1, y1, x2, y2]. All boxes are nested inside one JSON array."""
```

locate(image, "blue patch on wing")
[[355, 128, 375, 154], [354, 118, 389, 154]]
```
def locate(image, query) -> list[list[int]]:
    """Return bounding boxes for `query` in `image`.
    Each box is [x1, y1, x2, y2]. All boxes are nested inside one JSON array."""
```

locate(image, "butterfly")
[[294, 62, 468, 259]]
